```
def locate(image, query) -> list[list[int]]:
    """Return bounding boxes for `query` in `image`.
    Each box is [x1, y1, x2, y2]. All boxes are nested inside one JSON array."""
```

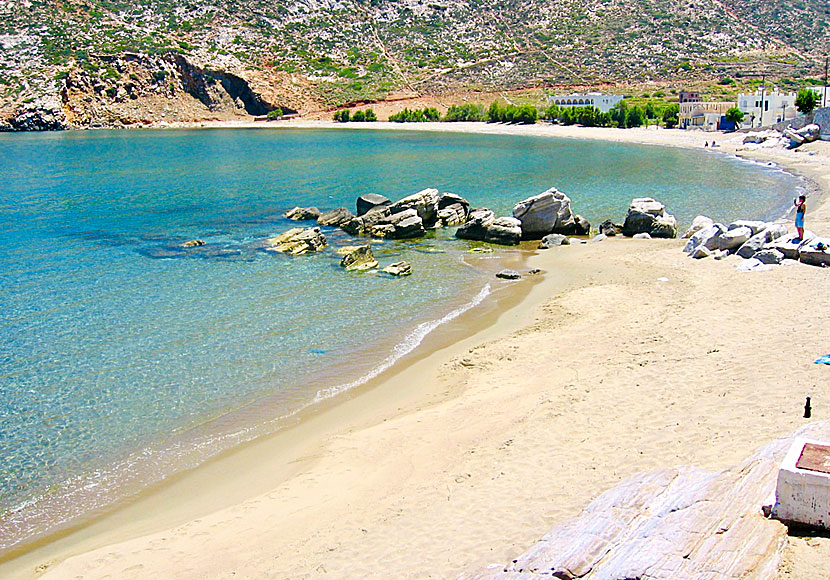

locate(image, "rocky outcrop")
[[339, 244, 378, 271], [341, 206, 392, 236], [460, 422, 830, 580], [317, 207, 355, 227], [456, 208, 496, 241], [622, 197, 677, 238], [512, 187, 575, 239], [382, 261, 412, 276], [484, 217, 522, 245], [284, 206, 321, 221], [370, 208, 426, 239], [356, 193, 391, 216], [264, 227, 327, 255], [0, 98, 70, 132], [437, 192, 470, 226], [389, 188, 440, 228], [538, 233, 569, 249]]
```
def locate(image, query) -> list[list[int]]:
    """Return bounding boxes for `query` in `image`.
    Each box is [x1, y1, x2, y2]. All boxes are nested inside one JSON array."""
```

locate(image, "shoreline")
[[3, 126, 830, 580]]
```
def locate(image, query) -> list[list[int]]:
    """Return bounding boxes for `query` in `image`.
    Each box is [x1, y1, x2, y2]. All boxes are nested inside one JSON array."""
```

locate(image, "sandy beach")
[[3, 124, 830, 580]]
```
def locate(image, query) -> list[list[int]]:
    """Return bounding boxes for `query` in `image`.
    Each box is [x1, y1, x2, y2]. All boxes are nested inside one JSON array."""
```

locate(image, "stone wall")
[[772, 107, 830, 141]]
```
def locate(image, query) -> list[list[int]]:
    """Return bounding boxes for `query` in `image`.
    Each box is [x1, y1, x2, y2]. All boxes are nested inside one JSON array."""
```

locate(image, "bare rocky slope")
[[0, 0, 828, 129]]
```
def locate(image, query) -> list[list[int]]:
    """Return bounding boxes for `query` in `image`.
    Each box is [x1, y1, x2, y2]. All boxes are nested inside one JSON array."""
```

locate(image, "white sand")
[[4, 126, 830, 580]]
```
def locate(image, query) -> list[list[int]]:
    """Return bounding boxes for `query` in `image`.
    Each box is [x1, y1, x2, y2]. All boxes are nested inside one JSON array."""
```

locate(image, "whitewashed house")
[[738, 89, 796, 128], [547, 92, 624, 113], [678, 101, 735, 130]]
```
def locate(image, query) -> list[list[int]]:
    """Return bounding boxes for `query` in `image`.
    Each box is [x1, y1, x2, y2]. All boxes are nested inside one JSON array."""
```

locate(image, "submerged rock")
[[284, 206, 321, 221], [181, 239, 206, 247], [265, 227, 327, 255], [340, 244, 378, 271], [382, 261, 412, 276]]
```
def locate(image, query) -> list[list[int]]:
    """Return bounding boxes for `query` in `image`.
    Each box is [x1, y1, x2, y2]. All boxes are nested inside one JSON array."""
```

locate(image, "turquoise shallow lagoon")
[[0, 127, 803, 552]]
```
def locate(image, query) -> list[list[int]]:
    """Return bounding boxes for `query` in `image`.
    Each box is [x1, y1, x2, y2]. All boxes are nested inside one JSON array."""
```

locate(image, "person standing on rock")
[[794, 194, 806, 242]]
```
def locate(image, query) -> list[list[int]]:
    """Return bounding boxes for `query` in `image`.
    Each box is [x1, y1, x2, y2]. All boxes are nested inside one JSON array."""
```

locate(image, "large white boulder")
[[684, 223, 727, 254], [728, 220, 767, 236], [512, 187, 575, 239], [716, 226, 752, 251], [737, 223, 788, 259], [682, 215, 714, 239]]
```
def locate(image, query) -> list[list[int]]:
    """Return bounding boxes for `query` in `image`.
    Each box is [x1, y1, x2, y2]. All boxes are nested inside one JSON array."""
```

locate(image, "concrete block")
[[773, 438, 830, 529]]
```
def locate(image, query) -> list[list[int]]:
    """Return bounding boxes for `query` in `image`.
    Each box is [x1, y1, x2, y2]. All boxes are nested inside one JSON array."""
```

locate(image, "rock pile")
[[683, 215, 830, 268], [284, 206, 321, 221], [783, 124, 821, 149]]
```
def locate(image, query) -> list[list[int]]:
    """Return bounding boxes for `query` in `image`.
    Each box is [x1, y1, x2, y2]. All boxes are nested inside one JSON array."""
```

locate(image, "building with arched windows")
[[546, 93, 624, 113]]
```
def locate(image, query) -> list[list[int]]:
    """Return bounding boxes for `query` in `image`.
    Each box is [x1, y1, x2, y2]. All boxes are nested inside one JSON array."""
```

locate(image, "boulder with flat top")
[[716, 226, 752, 251], [799, 237, 830, 267], [485, 217, 522, 245], [622, 197, 677, 238], [764, 231, 816, 260], [356, 193, 391, 216], [382, 261, 412, 276]]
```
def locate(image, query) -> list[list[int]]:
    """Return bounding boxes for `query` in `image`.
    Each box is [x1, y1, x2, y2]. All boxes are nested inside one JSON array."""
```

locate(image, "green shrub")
[[333, 109, 350, 122], [351, 110, 365, 121], [389, 107, 440, 122], [266, 108, 284, 120], [795, 88, 820, 114], [443, 104, 484, 122]]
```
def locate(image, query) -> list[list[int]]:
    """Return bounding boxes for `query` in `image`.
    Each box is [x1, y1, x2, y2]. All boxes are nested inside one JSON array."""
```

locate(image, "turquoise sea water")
[[0, 128, 803, 552]]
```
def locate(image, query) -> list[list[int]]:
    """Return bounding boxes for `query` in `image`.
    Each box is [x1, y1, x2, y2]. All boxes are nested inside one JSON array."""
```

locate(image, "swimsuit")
[[796, 203, 805, 228]]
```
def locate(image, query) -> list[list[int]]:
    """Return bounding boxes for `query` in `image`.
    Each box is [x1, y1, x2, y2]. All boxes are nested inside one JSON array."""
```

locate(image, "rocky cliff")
[[1, 0, 828, 130]]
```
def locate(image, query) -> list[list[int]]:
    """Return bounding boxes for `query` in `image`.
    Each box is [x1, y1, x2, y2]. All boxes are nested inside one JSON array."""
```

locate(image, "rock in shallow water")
[[265, 227, 327, 255], [317, 207, 355, 227], [340, 244, 378, 271], [512, 187, 575, 239], [484, 217, 522, 246], [356, 193, 391, 216], [382, 261, 412, 276], [538, 233, 570, 249], [496, 269, 521, 280], [284, 206, 321, 221]]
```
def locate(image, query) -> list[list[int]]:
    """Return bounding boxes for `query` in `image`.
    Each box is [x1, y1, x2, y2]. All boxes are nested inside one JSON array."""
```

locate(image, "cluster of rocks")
[[682, 216, 830, 269], [457, 187, 590, 246]]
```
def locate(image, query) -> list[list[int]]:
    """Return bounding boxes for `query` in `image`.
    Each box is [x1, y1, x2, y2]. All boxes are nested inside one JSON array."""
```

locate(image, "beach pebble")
[[632, 233, 652, 240], [496, 269, 521, 280], [591, 234, 607, 243], [657, 277, 669, 282], [538, 233, 569, 249]]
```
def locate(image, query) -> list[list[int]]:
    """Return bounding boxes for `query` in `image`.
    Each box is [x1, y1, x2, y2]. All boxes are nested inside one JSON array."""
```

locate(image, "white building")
[[737, 89, 796, 128], [804, 86, 830, 109], [678, 102, 735, 131], [547, 92, 624, 113]]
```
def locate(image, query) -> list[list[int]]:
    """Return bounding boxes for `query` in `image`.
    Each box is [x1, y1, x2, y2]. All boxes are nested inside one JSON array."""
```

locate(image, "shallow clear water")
[[0, 127, 803, 551]]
